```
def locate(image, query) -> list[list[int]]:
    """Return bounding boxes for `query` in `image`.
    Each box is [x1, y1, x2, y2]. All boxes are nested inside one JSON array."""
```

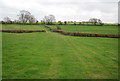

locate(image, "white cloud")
[[0, 0, 119, 23]]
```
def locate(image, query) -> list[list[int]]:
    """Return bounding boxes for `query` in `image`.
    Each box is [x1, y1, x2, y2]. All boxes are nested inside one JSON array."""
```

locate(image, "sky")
[[0, 0, 119, 23]]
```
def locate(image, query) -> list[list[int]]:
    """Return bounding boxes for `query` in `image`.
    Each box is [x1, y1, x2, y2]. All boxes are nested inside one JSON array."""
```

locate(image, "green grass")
[[2, 24, 47, 30], [50, 25, 118, 35], [2, 24, 118, 79]]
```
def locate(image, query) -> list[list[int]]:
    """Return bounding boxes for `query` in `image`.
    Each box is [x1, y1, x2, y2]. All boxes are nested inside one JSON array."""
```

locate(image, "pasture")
[[2, 24, 118, 79], [50, 25, 118, 35], [2, 24, 47, 30]]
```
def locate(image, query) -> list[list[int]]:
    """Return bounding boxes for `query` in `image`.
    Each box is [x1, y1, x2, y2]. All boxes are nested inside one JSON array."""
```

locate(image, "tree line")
[[0, 10, 111, 26]]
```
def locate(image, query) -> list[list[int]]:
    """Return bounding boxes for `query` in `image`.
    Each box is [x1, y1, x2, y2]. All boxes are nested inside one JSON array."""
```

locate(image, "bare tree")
[[42, 16, 49, 24], [4, 17, 11, 22], [49, 15, 56, 23], [89, 18, 103, 25], [29, 15, 37, 23], [42, 15, 56, 25], [97, 19, 103, 25], [89, 18, 98, 25], [18, 10, 37, 23]]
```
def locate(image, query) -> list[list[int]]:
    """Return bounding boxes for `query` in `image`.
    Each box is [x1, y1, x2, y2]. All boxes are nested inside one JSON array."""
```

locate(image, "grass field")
[[50, 25, 118, 35], [2, 24, 47, 30], [2, 24, 118, 79]]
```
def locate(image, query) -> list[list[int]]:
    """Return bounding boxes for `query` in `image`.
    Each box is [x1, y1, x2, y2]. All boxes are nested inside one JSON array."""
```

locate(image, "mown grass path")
[[2, 25, 118, 79]]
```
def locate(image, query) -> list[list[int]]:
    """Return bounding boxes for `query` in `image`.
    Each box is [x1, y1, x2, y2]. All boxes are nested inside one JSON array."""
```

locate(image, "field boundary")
[[0, 30, 46, 33], [45, 25, 120, 38]]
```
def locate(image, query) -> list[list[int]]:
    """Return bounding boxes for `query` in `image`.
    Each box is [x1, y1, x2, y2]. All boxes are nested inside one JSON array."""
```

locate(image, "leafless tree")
[[18, 10, 37, 23], [97, 19, 103, 25], [42, 15, 56, 24], [89, 18, 103, 25], [3, 17, 11, 22], [29, 15, 37, 23]]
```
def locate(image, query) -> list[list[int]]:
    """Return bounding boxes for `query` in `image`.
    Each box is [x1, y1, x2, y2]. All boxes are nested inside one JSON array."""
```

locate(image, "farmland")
[[50, 25, 118, 35], [2, 24, 118, 79], [2, 24, 47, 30]]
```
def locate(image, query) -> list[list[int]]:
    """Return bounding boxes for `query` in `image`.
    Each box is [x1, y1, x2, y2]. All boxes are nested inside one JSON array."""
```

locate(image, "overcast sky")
[[0, 0, 119, 23]]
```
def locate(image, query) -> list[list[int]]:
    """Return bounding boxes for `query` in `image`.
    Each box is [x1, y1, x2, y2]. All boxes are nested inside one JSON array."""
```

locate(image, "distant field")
[[2, 24, 118, 79], [2, 24, 47, 30], [50, 25, 118, 34]]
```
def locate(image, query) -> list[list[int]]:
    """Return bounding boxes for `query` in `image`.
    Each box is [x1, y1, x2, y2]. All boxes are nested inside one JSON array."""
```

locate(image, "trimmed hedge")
[[45, 25, 120, 38], [0, 30, 46, 33]]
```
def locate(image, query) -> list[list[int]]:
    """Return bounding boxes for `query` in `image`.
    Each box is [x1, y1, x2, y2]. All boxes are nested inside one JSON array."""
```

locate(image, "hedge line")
[[45, 25, 120, 38], [0, 30, 46, 33]]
